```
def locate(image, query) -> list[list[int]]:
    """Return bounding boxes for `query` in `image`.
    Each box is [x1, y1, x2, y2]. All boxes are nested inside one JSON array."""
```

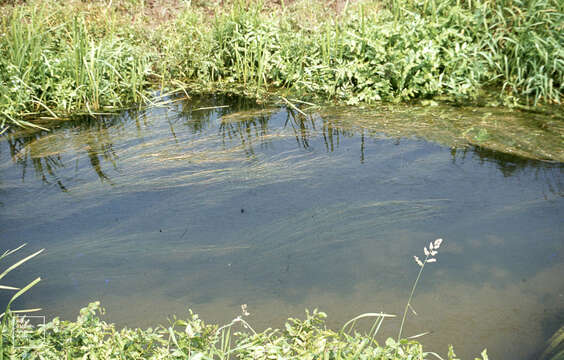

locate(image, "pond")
[[1, 96, 562, 360]]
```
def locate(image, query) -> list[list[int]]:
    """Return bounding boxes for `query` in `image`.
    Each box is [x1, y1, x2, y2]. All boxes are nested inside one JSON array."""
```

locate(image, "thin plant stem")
[[397, 253, 429, 344]]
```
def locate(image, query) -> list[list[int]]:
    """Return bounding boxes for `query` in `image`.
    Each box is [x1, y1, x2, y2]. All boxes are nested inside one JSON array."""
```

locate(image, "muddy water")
[[0, 96, 562, 359]]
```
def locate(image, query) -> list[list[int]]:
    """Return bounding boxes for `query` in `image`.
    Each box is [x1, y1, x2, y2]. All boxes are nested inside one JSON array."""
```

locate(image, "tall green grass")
[[0, 2, 152, 129], [0, 0, 562, 129], [163, 0, 562, 105]]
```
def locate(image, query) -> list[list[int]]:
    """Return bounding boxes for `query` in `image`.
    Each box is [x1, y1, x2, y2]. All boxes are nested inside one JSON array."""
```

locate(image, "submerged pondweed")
[[540, 325, 564, 360]]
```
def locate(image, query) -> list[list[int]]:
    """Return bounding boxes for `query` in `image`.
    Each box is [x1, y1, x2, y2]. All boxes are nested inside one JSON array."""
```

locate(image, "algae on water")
[[317, 105, 564, 163]]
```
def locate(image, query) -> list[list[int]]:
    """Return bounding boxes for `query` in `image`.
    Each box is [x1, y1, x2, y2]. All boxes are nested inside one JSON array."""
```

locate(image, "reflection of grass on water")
[[0, 242, 492, 359], [4, 99, 562, 206], [4, 100, 358, 200], [4, 117, 121, 191]]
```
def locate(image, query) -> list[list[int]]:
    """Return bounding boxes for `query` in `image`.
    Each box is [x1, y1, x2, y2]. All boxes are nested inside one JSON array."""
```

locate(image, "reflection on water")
[[0, 96, 562, 360]]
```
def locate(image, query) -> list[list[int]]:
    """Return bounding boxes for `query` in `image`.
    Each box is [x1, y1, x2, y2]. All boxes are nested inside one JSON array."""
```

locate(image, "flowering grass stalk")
[[397, 238, 443, 345]]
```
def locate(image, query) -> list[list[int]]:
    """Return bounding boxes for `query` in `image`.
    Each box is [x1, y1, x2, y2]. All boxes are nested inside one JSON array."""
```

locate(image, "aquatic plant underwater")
[[540, 325, 564, 360], [0, 239, 499, 359], [0, 0, 562, 130]]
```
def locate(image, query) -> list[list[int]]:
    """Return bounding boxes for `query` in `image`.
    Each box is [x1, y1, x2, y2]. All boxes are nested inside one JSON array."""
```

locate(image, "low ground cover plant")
[[0, 302, 458, 359]]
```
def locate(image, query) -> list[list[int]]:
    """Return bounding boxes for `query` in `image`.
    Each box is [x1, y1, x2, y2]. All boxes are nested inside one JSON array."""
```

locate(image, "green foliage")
[[0, 0, 561, 128], [0, 2, 153, 128], [162, 0, 562, 106], [163, 1, 485, 104], [1, 302, 466, 359], [0, 244, 44, 360]]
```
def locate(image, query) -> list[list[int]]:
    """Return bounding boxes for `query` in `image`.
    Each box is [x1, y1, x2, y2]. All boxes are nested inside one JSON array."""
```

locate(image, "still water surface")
[[1, 96, 562, 359]]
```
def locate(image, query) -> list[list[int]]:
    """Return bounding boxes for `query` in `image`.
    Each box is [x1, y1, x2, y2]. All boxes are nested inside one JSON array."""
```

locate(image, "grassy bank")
[[0, 0, 562, 129], [0, 0, 153, 129]]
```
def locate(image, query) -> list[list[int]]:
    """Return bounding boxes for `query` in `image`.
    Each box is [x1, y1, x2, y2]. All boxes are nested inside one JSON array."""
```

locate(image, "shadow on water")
[[0, 95, 562, 360], [2, 96, 562, 194], [5, 115, 123, 191]]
